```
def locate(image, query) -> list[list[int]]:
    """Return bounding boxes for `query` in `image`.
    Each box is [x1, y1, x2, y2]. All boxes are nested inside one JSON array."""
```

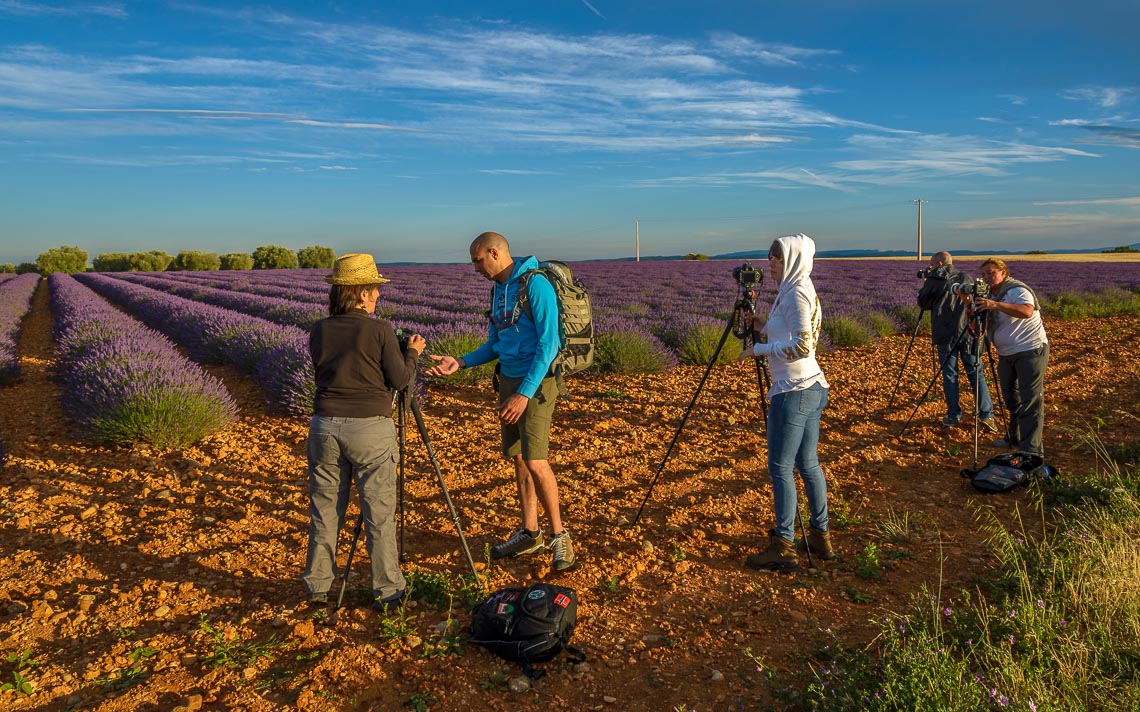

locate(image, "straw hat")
[[324, 253, 390, 285]]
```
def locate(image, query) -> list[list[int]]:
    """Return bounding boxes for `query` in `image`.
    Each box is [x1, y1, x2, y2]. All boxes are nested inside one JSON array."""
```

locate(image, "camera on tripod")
[[917, 265, 937, 279], [952, 278, 989, 299], [394, 327, 411, 352], [733, 262, 762, 290]]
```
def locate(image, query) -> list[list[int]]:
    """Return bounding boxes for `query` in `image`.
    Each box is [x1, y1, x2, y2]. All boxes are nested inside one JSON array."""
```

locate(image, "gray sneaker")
[[941, 415, 959, 427], [491, 529, 544, 559], [550, 530, 576, 572]]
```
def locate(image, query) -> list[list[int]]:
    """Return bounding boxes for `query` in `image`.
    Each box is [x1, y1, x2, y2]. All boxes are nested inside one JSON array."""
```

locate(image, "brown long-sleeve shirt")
[[309, 310, 420, 418]]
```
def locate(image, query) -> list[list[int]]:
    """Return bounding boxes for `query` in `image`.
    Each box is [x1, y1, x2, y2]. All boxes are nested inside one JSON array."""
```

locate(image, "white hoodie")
[[751, 233, 829, 397]]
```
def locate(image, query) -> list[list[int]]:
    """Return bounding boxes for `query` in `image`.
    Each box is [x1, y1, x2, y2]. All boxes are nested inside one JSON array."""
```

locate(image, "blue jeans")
[[303, 415, 405, 600], [997, 343, 1049, 456], [937, 338, 993, 421], [767, 383, 829, 542]]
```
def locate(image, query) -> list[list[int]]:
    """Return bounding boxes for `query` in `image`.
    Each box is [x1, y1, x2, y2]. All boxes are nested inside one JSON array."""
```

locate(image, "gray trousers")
[[996, 343, 1049, 456], [302, 415, 405, 600]]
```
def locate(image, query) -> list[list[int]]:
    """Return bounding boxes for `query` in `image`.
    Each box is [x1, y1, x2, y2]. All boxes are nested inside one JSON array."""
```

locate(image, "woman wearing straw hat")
[[302, 253, 425, 612]]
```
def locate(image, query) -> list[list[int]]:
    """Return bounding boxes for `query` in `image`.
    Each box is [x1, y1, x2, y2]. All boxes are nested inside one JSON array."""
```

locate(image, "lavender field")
[[97, 258, 1140, 371]]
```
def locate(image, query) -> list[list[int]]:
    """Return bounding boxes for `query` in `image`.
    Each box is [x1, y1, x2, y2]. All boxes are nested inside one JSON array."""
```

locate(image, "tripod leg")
[[896, 321, 971, 439], [632, 315, 737, 525], [396, 392, 407, 562], [796, 505, 814, 569], [408, 393, 483, 589], [887, 309, 925, 410], [332, 512, 365, 617]]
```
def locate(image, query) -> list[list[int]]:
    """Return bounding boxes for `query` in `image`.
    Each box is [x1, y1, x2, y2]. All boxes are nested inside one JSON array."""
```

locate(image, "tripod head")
[[731, 262, 764, 342]]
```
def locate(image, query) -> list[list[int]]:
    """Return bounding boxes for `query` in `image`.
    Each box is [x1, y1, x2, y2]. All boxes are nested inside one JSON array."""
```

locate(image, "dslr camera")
[[394, 327, 411, 353], [733, 262, 761, 290], [952, 278, 989, 300], [917, 265, 937, 279]]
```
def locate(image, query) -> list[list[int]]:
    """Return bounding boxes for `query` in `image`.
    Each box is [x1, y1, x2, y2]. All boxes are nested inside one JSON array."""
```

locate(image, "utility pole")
[[912, 199, 926, 261], [635, 219, 640, 262]]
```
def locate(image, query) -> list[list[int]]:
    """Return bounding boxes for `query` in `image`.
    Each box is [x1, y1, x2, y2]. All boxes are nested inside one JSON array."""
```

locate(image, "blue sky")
[[2, 0, 1138, 265]]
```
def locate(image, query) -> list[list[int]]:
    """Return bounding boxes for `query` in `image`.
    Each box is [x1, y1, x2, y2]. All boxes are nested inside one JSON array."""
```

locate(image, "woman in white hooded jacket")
[[739, 233, 833, 571]]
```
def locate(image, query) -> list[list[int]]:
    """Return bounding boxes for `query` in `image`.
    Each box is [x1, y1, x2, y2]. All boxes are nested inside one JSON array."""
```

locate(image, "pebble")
[[154, 488, 175, 501], [405, 635, 422, 649], [509, 675, 530, 693], [603, 695, 618, 704], [77, 594, 95, 613], [80, 505, 98, 521], [642, 541, 654, 553], [185, 693, 204, 710], [241, 667, 257, 680], [154, 605, 172, 618], [291, 621, 315, 640], [711, 669, 724, 682]]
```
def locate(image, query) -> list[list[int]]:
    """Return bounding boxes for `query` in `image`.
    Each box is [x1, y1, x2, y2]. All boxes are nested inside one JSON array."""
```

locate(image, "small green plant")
[[854, 541, 881, 580], [422, 611, 464, 658], [828, 492, 862, 529], [198, 616, 282, 668], [113, 626, 136, 639], [479, 671, 510, 691], [598, 575, 621, 592], [945, 443, 962, 457], [844, 584, 874, 604], [670, 544, 688, 562], [377, 607, 414, 642], [1, 650, 40, 696], [876, 509, 916, 544], [406, 692, 438, 711]]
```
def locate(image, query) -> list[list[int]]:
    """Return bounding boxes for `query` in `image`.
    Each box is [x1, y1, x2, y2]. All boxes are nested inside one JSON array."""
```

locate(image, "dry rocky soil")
[[2, 283, 1139, 711]]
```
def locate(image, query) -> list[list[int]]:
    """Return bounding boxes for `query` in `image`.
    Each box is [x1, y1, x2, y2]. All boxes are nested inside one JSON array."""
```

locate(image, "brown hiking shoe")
[[746, 531, 799, 572], [797, 526, 835, 561]]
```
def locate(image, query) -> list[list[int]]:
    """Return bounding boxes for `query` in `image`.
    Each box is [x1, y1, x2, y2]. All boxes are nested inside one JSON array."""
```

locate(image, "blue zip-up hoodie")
[[460, 256, 560, 399]]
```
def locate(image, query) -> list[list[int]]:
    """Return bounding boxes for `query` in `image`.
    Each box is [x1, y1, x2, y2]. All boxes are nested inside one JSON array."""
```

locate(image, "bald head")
[[471, 231, 510, 256], [469, 231, 515, 282], [931, 251, 952, 267]]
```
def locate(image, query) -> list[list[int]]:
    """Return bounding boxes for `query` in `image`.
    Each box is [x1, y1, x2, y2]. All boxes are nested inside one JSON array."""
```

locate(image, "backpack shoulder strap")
[[516, 267, 551, 322]]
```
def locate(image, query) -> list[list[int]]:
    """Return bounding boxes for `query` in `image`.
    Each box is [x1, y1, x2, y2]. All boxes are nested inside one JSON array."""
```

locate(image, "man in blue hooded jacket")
[[426, 232, 575, 571]]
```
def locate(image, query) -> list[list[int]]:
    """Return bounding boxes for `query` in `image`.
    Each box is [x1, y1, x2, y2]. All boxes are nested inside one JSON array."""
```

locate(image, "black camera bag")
[[963, 452, 1051, 493], [469, 583, 584, 675]]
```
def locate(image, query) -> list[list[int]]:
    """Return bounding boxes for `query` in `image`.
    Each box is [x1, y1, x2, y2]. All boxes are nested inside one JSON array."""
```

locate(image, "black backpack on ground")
[[962, 452, 1054, 493], [468, 583, 584, 677]]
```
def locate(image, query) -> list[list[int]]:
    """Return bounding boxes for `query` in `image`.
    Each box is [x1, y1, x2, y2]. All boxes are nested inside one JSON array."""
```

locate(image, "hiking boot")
[[746, 531, 799, 572], [980, 418, 999, 434], [941, 415, 959, 428], [491, 528, 544, 559], [550, 530, 576, 572], [304, 592, 328, 608], [372, 589, 406, 614], [796, 526, 835, 561]]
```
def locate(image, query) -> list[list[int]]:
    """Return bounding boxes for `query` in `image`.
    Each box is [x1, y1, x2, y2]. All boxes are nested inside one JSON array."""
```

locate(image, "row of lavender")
[[72, 273, 316, 416], [48, 275, 239, 447], [0, 274, 39, 385], [98, 259, 1140, 370]]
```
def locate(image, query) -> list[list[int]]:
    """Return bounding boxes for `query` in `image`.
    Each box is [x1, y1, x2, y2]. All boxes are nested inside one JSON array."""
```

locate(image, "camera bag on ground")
[[962, 452, 1053, 493], [469, 582, 585, 677], [516, 261, 595, 379]]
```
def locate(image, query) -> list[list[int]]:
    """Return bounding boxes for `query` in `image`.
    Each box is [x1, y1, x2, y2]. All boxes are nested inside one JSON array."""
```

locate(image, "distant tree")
[[1025, 250, 1049, 255], [0, 263, 15, 274], [220, 253, 254, 271], [171, 251, 222, 271], [35, 245, 88, 275], [127, 250, 174, 272], [684, 253, 710, 261], [1102, 245, 1140, 253], [15, 263, 38, 275], [297, 245, 336, 269], [252, 245, 300, 270], [93, 253, 132, 272]]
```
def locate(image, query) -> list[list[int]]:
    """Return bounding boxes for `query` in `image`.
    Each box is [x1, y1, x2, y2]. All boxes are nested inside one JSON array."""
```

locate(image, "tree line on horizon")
[[0, 245, 339, 276]]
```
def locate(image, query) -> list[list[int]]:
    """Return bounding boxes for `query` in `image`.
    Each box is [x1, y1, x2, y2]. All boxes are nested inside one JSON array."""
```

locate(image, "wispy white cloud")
[[949, 213, 1140, 235], [998, 94, 1027, 106], [579, 0, 605, 20], [1063, 86, 1135, 109], [1033, 196, 1140, 207], [709, 33, 840, 67], [318, 165, 355, 171], [479, 169, 555, 175], [0, 1, 126, 18], [632, 166, 852, 192], [289, 119, 417, 131]]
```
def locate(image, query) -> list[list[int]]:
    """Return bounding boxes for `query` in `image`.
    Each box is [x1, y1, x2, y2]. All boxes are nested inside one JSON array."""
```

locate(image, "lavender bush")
[[48, 274, 238, 448], [0, 274, 40, 385]]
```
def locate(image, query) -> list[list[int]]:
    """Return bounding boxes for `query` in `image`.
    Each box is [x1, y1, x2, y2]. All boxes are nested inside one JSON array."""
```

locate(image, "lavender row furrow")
[[0, 274, 40, 385], [74, 273, 315, 415], [48, 274, 238, 447]]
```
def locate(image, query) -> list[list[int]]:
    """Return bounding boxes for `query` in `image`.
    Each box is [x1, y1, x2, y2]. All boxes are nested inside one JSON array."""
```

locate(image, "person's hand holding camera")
[[405, 333, 426, 356]]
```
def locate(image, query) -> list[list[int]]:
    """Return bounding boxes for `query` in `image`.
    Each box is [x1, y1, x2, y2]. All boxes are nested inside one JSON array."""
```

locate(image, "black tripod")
[[886, 308, 932, 410], [895, 308, 1003, 465], [333, 386, 482, 616], [632, 282, 771, 526]]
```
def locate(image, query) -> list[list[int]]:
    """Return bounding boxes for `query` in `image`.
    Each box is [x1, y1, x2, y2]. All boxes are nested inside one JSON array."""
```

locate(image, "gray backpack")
[[517, 261, 595, 378]]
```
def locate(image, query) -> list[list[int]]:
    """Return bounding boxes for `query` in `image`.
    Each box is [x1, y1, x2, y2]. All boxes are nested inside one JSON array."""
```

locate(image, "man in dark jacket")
[[916, 252, 996, 431]]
